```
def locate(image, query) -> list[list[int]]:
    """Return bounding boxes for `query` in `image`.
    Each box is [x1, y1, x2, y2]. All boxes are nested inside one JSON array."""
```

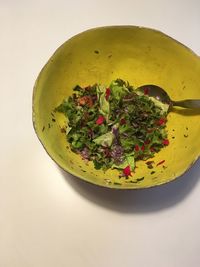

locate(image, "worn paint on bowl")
[[32, 26, 200, 189]]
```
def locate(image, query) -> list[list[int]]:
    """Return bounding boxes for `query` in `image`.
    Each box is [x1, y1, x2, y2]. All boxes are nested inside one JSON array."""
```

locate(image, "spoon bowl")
[[138, 85, 200, 109]]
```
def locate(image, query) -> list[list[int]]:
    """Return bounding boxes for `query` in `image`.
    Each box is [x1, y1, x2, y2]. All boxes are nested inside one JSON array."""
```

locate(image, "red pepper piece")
[[163, 139, 169, 146], [96, 115, 105, 125], [123, 165, 132, 176], [120, 118, 126, 125], [156, 160, 165, 166], [144, 87, 149, 95], [105, 88, 111, 101], [134, 144, 140, 152], [157, 118, 166, 126]]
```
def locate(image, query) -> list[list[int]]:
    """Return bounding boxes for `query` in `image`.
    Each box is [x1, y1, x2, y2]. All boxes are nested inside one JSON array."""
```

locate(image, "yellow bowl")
[[32, 26, 200, 189]]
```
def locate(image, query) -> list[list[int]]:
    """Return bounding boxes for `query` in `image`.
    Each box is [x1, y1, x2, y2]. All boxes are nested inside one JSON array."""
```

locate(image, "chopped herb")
[[147, 165, 154, 169], [137, 177, 144, 182], [61, 127, 66, 133], [56, 79, 169, 176], [114, 182, 122, 185], [146, 161, 154, 165], [125, 180, 137, 183]]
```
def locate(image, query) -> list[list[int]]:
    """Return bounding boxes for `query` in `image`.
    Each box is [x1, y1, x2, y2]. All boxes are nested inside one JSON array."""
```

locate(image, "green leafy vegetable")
[[93, 132, 114, 147], [55, 79, 169, 177]]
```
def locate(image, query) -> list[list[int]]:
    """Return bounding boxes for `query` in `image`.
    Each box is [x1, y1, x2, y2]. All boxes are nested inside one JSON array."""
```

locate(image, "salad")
[[56, 79, 169, 177]]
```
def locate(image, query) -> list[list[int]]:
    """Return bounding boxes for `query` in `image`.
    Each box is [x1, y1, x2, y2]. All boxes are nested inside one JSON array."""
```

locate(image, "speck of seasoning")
[[172, 136, 175, 139], [151, 171, 156, 175], [146, 161, 154, 169], [147, 165, 154, 169], [42, 126, 45, 132], [52, 118, 56, 122], [185, 146, 187, 149], [137, 177, 144, 182], [48, 123, 51, 128], [184, 134, 188, 138], [162, 165, 167, 169], [146, 161, 154, 165], [186, 127, 188, 130], [125, 180, 137, 184], [94, 50, 99, 54], [114, 182, 122, 185], [182, 85, 186, 90], [61, 127, 66, 133], [51, 112, 55, 117], [82, 170, 86, 172], [172, 129, 175, 132], [108, 54, 112, 58]]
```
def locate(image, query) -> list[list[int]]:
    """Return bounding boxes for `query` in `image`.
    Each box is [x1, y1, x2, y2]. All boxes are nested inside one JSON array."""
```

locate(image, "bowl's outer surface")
[[33, 26, 200, 189]]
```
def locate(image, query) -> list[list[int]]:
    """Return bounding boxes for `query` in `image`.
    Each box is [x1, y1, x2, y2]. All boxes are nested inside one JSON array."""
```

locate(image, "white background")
[[1, 1, 200, 266]]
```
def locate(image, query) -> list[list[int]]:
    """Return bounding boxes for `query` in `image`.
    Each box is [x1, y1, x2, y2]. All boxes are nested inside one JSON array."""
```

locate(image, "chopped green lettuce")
[[93, 131, 114, 147]]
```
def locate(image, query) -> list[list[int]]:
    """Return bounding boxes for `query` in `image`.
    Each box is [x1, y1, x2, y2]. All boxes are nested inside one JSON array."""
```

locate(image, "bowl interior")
[[33, 26, 200, 189]]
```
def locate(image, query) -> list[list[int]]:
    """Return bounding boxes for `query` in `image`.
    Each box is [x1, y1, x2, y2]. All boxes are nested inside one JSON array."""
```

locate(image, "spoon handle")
[[173, 99, 200, 109]]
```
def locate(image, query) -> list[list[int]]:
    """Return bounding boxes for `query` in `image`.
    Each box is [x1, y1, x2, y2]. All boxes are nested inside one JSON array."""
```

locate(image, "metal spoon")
[[137, 85, 200, 109]]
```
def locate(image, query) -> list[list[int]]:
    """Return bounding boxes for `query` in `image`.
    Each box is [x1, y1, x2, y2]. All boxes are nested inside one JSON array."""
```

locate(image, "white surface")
[[1, 1, 200, 267]]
